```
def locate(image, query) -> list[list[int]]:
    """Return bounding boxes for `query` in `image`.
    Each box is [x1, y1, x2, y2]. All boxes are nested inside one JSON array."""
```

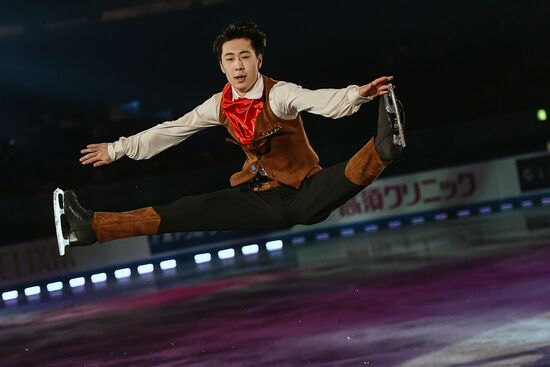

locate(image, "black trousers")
[[154, 161, 364, 234]]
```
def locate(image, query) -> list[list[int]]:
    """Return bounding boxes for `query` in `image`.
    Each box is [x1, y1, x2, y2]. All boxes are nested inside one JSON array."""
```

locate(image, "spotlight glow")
[[479, 206, 492, 214], [242, 244, 259, 255], [194, 253, 212, 264], [114, 268, 131, 279], [218, 249, 235, 260], [521, 200, 533, 208], [69, 277, 85, 288], [411, 216, 425, 225], [137, 264, 154, 274], [266, 240, 283, 251], [537, 109, 547, 121], [315, 232, 330, 241], [291, 237, 306, 245], [47, 282, 63, 292], [160, 259, 177, 270], [91, 273, 107, 283], [24, 286, 41, 297], [434, 213, 448, 221], [457, 209, 471, 218], [542, 197, 550, 206], [2, 290, 18, 301], [365, 224, 379, 232], [500, 203, 513, 211], [388, 220, 402, 228], [340, 228, 355, 237]]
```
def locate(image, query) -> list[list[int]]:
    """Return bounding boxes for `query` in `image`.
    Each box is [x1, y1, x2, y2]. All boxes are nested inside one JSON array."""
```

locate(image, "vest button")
[[249, 164, 257, 172]]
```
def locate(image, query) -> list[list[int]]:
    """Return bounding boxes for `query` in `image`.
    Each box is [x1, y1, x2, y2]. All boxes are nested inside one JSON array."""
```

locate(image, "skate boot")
[[53, 188, 97, 256], [344, 85, 405, 186], [375, 83, 406, 162]]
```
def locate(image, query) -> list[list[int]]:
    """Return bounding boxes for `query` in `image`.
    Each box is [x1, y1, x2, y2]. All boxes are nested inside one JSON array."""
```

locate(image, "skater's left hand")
[[359, 76, 393, 98]]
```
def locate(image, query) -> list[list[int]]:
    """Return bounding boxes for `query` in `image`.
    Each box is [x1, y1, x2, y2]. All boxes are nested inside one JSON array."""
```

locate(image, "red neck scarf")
[[221, 82, 264, 145]]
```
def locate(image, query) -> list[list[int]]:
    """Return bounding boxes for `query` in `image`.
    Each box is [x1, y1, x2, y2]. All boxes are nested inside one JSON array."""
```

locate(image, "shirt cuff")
[[348, 85, 374, 106], [108, 141, 126, 161]]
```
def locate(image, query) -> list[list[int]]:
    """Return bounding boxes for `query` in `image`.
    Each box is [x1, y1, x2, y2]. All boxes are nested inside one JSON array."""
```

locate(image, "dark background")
[[0, 0, 549, 244]]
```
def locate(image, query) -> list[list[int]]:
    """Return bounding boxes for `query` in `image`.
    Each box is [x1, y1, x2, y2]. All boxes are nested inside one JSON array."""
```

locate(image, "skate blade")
[[53, 188, 70, 256], [384, 84, 406, 148]]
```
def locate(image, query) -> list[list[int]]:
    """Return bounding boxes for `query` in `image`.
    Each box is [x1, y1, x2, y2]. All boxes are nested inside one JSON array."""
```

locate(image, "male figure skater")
[[55, 21, 405, 255]]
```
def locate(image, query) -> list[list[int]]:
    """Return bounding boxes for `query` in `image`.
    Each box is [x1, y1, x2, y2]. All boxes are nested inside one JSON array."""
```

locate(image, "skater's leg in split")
[[93, 207, 161, 243], [58, 186, 291, 251], [57, 191, 163, 249], [280, 158, 381, 226], [344, 137, 387, 186], [154, 186, 291, 234], [283, 90, 406, 225], [281, 142, 384, 226], [345, 89, 405, 185]]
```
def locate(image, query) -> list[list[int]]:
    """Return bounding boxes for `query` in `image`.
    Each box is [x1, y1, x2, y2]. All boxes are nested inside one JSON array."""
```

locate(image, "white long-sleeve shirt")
[[108, 75, 373, 161]]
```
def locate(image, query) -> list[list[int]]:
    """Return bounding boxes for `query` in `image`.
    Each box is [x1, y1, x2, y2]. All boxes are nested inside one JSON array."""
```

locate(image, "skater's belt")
[[250, 181, 280, 192], [248, 165, 322, 192], [248, 175, 280, 192]]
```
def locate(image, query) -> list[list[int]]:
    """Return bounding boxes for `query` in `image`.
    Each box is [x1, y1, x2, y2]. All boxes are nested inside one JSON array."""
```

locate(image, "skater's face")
[[219, 38, 263, 97]]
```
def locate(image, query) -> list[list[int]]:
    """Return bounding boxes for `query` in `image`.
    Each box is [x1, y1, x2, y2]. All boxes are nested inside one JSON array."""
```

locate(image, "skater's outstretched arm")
[[79, 94, 223, 167], [269, 76, 393, 120]]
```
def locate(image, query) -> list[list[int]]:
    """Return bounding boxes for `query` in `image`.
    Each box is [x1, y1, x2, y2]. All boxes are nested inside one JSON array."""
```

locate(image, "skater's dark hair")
[[213, 21, 267, 61]]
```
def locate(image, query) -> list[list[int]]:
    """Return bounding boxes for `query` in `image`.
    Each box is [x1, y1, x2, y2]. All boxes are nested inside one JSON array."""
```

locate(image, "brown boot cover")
[[92, 207, 161, 243], [345, 138, 388, 186]]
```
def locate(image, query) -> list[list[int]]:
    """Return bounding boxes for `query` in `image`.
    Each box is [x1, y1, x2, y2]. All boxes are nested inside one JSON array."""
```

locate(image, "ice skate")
[[53, 188, 97, 256], [375, 83, 406, 162]]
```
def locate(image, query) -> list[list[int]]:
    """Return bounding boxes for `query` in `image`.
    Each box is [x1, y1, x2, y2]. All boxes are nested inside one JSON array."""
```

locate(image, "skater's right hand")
[[80, 143, 113, 167], [359, 76, 394, 99]]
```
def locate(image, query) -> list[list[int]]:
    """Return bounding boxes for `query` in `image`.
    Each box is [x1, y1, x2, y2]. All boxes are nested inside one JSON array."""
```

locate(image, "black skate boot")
[[53, 188, 97, 256], [375, 84, 406, 162]]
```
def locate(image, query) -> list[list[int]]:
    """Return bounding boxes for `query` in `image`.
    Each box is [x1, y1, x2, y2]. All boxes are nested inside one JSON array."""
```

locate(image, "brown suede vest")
[[220, 76, 320, 189]]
